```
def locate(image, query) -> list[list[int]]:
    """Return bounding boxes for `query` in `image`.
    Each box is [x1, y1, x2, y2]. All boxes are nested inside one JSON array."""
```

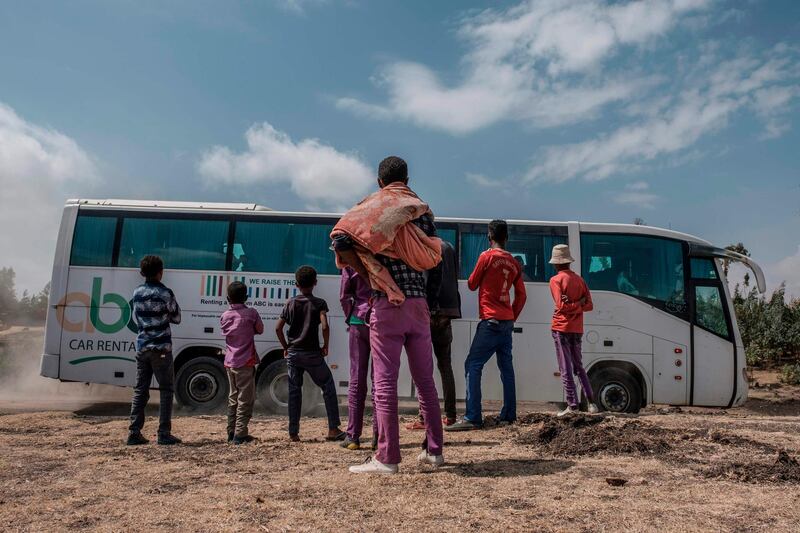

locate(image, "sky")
[[0, 0, 798, 297]]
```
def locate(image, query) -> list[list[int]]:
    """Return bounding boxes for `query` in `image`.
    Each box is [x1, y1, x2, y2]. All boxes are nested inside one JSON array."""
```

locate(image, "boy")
[[447, 220, 526, 431], [339, 266, 378, 450], [127, 255, 182, 446], [275, 265, 345, 442], [221, 281, 264, 444], [548, 244, 599, 417]]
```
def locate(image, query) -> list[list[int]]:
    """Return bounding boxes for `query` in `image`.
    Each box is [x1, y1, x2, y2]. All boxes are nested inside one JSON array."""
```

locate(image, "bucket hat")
[[549, 244, 575, 264]]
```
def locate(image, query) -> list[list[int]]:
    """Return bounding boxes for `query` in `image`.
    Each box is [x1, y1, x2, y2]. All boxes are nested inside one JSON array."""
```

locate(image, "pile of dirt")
[[514, 414, 671, 456], [703, 451, 800, 484]]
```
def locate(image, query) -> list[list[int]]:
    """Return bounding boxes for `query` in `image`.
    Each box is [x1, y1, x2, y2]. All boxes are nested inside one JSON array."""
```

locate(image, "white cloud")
[[274, 0, 329, 14], [197, 122, 373, 208], [525, 44, 800, 184], [465, 172, 502, 188], [612, 181, 658, 209], [0, 102, 98, 294], [337, 0, 711, 134]]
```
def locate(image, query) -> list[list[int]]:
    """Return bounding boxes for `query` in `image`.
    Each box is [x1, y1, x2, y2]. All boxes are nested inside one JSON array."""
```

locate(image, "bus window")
[[460, 225, 567, 282], [690, 258, 718, 280], [234, 221, 338, 275], [438, 228, 457, 248], [581, 233, 686, 314], [70, 215, 117, 267], [695, 286, 729, 337], [118, 217, 229, 270]]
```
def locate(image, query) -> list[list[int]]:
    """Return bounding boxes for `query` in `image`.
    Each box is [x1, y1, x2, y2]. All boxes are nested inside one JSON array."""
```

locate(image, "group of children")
[[126, 254, 347, 446], [126, 233, 598, 455]]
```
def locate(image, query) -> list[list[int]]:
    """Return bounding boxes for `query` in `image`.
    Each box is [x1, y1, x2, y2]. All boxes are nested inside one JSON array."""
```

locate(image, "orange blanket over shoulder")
[[331, 182, 442, 305]]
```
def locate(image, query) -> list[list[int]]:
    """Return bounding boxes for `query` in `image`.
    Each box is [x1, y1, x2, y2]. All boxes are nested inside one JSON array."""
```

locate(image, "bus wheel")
[[590, 367, 642, 414], [175, 356, 228, 411], [257, 359, 322, 415]]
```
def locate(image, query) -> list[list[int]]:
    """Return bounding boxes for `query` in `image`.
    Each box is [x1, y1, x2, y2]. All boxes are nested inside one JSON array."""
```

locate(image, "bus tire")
[[590, 367, 642, 414], [257, 359, 322, 416], [175, 356, 228, 411]]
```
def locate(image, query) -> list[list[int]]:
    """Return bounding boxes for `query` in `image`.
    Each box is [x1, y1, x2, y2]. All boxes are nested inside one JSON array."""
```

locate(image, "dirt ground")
[[1, 328, 799, 531]]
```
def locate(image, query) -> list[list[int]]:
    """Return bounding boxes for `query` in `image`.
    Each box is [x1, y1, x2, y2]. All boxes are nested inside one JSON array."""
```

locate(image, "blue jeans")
[[464, 319, 516, 424]]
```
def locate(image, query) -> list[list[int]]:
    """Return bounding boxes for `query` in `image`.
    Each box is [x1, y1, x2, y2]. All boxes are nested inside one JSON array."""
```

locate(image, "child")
[[447, 220, 527, 432], [128, 255, 182, 446], [275, 265, 345, 442], [339, 266, 378, 450], [548, 244, 599, 417], [220, 281, 264, 444]]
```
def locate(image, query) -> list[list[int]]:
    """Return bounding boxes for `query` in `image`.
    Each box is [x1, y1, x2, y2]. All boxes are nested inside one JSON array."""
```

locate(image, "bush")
[[734, 285, 800, 368], [779, 364, 800, 386]]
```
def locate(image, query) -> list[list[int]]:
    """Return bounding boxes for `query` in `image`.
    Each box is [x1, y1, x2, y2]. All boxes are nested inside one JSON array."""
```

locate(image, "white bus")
[[41, 199, 765, 414]]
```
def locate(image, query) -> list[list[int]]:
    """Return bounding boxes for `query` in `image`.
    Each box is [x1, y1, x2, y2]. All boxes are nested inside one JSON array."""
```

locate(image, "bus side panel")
[[453, 282, 565, 403], [41, 205, 79, 379], [692, 329, 735, 406], [584, 291, 692, 405], [58, 268, 141, 385], [56, 267, 360, 393]]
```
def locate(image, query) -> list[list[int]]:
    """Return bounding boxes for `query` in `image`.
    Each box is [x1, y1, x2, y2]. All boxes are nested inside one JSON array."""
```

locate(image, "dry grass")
[[1, 378, 800, 533], [2, 326, 799, 532]]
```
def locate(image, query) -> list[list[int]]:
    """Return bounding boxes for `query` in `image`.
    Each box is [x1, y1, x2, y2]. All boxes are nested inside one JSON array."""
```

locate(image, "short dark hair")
[[227, 281, 248, 304], [378, 156, 408, 184], [295, 265, 317, 289], [488, 219, 508, 244], [139, 255, 164, 279]]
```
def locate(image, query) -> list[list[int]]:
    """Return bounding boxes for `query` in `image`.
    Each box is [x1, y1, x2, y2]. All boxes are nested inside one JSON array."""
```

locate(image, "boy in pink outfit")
[[220, 281, 264, 444]]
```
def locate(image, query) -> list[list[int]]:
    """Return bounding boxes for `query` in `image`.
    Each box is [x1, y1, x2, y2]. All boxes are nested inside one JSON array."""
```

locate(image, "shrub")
[[779, 364, 800, 386]]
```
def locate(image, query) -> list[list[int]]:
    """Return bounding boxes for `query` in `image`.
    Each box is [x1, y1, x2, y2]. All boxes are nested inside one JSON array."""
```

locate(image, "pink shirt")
[[220, 304, 264, 368]]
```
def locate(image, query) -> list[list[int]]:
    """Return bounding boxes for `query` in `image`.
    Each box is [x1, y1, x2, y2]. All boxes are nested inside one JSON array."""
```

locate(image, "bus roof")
[[69, 199, 708, 244], [67, 198, 273, 212]]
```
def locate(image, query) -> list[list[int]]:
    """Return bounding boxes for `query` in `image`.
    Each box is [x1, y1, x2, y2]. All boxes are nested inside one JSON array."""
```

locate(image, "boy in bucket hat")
[[548, 244, 599, 417]]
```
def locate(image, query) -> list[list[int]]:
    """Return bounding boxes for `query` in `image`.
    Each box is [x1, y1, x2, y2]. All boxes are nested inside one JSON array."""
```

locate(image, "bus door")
[[687, 257, 735, 406]]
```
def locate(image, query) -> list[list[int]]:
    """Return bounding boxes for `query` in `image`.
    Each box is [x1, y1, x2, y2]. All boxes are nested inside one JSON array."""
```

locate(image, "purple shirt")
[[339, 267, 372, 324], [220, 304, 264, 368]]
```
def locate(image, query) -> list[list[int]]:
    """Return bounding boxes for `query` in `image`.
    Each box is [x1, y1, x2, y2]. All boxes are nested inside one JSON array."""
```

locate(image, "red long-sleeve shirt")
[[468, 248, 527, 321], [549, 269, 593, 333]]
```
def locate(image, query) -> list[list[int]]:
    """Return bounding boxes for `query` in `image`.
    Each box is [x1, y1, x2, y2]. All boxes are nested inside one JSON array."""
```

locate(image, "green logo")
[[85, 277, 137, 334]]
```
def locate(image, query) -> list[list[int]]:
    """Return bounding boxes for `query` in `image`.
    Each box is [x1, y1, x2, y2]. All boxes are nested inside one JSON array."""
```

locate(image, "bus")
[[40, 199, 765, 414]]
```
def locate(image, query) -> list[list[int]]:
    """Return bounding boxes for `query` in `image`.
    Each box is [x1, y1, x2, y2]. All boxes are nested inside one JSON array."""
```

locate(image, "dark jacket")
[[427, 240, 462, 319]]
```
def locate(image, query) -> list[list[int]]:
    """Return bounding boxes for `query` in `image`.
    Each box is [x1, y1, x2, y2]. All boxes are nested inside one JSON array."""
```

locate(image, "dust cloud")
[[0, 326, 130, 406]]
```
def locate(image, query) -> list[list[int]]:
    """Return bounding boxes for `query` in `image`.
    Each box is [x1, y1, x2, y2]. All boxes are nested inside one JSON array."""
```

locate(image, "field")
[[1, 329, 800, 532]]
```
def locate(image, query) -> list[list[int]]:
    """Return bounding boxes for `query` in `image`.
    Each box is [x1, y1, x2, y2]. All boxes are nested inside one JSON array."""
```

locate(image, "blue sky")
[[0, 0, 798, 295]]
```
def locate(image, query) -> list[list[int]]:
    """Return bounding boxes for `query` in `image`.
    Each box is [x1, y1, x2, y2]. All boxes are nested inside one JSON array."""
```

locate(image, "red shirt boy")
[[468, 248, 527, 321]]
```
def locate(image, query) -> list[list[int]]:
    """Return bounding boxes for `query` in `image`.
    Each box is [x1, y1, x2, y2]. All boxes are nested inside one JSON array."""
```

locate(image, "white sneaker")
[[557, 406, 578, 418], [349, 456, 399, 474], [417, 450, 444, 467], [588, 403, 600, 414]]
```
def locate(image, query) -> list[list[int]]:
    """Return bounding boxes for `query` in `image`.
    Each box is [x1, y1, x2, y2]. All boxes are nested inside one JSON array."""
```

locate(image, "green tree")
[[734, 284, 800, 367], [723, 243, 750, 277], [0, 267, 17, 327]]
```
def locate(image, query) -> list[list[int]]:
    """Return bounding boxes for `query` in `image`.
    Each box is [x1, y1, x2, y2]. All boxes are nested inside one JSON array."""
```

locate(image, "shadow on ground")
[[449, 458, 574, 478]]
